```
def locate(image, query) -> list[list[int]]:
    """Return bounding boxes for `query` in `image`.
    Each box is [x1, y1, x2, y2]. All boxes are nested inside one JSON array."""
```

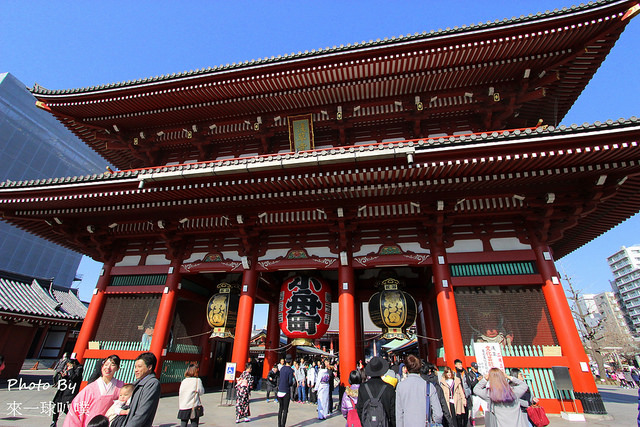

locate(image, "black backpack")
[[361, 382, 389, 427]]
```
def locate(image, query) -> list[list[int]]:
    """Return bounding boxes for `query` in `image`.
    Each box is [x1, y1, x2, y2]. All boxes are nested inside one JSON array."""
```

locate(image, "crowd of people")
[[253, 352, 540, 427], [5, 349, 553, 426], [605, 367, 640, 389]]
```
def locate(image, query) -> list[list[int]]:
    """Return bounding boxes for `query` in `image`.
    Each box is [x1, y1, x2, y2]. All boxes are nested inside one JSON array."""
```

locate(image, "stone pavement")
[[0, 369, 637, 426]]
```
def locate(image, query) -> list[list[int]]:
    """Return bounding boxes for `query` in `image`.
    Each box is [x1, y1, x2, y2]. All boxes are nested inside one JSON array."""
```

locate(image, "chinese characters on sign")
[[287, 114, 314, 152], [473, 342, 505, 376], [279, 276, 331, 345]]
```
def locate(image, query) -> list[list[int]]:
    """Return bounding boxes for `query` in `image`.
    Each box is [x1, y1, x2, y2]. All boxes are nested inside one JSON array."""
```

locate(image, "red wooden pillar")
[[72, 261, 113, 363], [430, 242, 465, 367], [338, 259, 357, 387], [262, 300, 280, 378], [415, 299, 429, 361], [531, 239, 598, 394], [231, 260, 258, 377], [198, 328, 212, 378], [423, 298, 439, 365], [354, 299, 365, 365], [151, 260, 182, 377], [31, 324, 49, 358]]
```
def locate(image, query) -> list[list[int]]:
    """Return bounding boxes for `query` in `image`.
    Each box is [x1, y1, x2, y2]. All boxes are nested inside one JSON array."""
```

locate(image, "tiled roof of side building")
[[0, 272, 86, 320], [29, 0, 628, 95], [51, 288, 88, 318], [0, 116, 637, 190]]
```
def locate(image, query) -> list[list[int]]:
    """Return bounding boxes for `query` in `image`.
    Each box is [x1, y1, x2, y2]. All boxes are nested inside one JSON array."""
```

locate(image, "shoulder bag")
[[191, 379, 204, 418]]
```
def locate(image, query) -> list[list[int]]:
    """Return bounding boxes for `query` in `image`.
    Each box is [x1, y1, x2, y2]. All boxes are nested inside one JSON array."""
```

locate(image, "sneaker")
[[244, 418, 251, 422]]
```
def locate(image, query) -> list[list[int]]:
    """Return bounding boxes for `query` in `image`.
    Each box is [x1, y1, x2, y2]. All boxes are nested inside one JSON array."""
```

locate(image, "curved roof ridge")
[[30, 0, 623, 96]]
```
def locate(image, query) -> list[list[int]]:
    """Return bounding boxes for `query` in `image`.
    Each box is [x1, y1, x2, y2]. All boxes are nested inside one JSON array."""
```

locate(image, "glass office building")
[[0, 72, 107, 287]]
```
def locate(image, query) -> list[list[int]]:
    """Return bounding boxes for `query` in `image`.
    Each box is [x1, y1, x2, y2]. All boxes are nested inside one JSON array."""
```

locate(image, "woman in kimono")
[[235, 362, 254, 423], [314, 358, 332, 420], [63, 355, 124, 427]]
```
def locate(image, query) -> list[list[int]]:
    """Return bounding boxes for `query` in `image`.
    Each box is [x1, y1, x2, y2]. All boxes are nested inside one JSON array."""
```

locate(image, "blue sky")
[[3, 1, 638, 324]]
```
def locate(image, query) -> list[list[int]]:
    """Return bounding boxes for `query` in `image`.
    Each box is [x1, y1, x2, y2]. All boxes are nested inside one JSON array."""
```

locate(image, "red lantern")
[[279, 276, 332, 346]]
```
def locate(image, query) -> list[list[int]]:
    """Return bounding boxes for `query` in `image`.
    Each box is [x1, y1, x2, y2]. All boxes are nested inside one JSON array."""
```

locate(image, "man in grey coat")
[[396, 355, 443, 427], [124, 352, 161, 427]]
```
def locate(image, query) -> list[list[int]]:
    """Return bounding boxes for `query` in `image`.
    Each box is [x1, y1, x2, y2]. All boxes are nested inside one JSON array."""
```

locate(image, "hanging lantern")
[[279, 276, 332, 346], [207, 282, 240, 338], [368, 277, 417, 339]]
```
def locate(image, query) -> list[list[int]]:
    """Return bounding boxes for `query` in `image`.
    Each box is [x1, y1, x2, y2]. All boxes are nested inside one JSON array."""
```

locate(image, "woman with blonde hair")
[[439, 366, 466, 427], [473, 367, 529, 427]]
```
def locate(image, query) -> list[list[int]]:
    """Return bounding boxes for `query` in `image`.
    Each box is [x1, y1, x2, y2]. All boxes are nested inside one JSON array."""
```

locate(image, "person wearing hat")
[[355, 356, 396, 426], [277, 355, 295, 427], [468, 361, 485, 427], [381, 369, 398, 388]]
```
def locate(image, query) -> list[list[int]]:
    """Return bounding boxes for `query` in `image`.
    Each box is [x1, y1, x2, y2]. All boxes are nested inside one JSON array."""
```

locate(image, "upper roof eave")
[[0, 116, 637, 192], [30, 0, 636, 98]]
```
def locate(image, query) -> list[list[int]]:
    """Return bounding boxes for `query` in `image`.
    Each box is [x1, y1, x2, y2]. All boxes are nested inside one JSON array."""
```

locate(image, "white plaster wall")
[[306, 247, 335, 258], [221, 251, 240, 261], [145, 255, 171, 265], [184, 252, 208, 263], [115, 256, 141, 267], [396, 242, 429, 255], [261, 249, 290, 260], [353, 244, 383, 257], [447, 239, 484, 253], [490, 237, 531, 251]]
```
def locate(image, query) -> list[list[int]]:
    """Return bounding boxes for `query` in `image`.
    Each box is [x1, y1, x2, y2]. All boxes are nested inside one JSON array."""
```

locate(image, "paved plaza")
[[0, 369, 637, 426]]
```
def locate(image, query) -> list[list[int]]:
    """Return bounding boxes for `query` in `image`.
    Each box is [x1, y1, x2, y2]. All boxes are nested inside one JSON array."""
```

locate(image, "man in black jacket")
[[468, 362, 484, 426], [421, 361, 453, 427], [277, 355, 295, 427], [356, 356, 396, 427], [124, 352, 161, 427], [266, 365, 279, 402]]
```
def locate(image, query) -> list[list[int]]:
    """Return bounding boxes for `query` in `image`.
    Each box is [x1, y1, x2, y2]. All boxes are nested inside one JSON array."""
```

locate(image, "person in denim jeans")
[[295, 361, 308, 403]]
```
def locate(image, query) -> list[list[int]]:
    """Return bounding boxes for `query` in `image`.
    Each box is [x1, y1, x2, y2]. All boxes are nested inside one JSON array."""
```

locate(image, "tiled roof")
[[0, 272, 86, 321], [52, 288, 88, 318], [29, 0, 626, 96], [1, 116, 637, 190]]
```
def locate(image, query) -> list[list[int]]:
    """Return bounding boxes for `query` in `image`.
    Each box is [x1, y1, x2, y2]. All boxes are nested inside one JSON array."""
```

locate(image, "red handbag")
[[526, 404, 550, 427]]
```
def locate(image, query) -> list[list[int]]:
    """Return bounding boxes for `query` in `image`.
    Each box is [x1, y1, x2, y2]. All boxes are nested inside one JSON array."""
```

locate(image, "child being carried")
[[105, 383, 134, 427]]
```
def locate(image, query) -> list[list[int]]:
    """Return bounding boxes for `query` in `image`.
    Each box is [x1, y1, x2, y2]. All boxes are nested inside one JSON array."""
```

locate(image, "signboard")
[[473, 342, 505, 375], [288, 114, 314, 152], [224, 362, 237, 381]]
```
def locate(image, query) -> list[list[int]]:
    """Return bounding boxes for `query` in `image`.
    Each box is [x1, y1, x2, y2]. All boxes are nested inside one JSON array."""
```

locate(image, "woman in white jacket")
[[177, 364, 205, 427], [473, 368, 529, 427]]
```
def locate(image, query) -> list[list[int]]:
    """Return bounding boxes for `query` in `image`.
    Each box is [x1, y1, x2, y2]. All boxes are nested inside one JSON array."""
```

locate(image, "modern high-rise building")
[[577, 292, 635, 339], [0, 72, 107, 287], [607, 245, 640, 335]]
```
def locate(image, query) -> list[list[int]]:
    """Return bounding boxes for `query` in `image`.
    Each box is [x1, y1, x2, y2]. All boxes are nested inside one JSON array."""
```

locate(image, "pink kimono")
[[63, 378, 124, 427]]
